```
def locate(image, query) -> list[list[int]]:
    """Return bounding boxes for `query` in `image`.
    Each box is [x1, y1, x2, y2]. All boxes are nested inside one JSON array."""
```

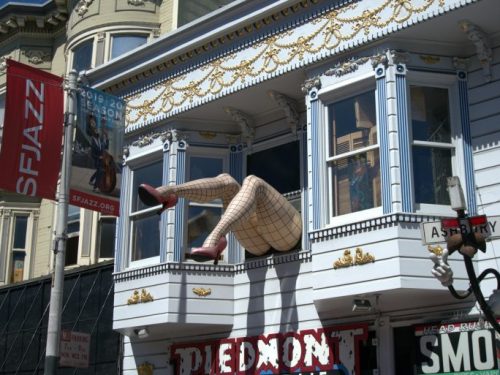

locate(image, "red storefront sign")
[[0, 59, 63, 200], [170, 323, 368, 375]]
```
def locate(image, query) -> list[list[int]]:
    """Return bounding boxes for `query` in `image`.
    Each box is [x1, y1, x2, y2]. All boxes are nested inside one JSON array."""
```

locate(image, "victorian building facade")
[[79, 0, 500, 373]]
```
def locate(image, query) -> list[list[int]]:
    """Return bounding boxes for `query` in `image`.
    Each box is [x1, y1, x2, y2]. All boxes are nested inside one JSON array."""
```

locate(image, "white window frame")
[[184, 147, 228, 262], [321, 74, 383, 227], [407, 71, 462, 217], [126, 150, 163, 269]]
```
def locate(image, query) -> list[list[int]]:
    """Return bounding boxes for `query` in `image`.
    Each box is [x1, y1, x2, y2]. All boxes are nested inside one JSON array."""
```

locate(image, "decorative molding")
[[428, 245, 444, 256], [192, 287, 212, 297], [310, 213, 447, 242], [125, 0, 455, 130], [198, 131, 217, 140], [301, 77, 321, 95], [458, 20, 492, 81], [268, 90, 300, 135], [127, 289, 154, 304], [0, 56, 12, 72], [128, 0, 145, 5], [22, 49, 51, 65], [333, 250, 353, 269], [354, 248, 375, 265], [389, 50, 410, 66], [137, 362, 154, 375], [333, 248, 375, 269], [325, 56, 370, 77], [224, 107, 255, 146], [76, 0, 95, 17], [333, 247, 375, 269], [419, 55, 441, 64], [114, 251, 311, 282]]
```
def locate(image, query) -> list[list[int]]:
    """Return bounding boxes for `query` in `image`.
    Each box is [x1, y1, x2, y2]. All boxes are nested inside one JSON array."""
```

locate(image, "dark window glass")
[[247, 141, 300, 194], [13, 216, 28, 249], [98, 218, 116, 258], [411, 86, 451, 143], [132, 161, 163, 212], [413, 146, 452, 205], [131, 214, 160, 261], [178, 0, 236, 26], [72, 39, 93, 72], [65, 236, 79, 266], [111, 34, 147, 59], [331, 150, 380, 215]]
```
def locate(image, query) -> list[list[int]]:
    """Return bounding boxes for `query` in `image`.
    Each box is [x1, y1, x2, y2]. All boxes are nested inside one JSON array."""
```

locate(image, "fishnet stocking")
[[154, 174, 301, 256]]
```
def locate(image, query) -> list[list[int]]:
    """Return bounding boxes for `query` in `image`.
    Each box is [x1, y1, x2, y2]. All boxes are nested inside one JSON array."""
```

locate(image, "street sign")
[[59, 330, 90, 368], [420, 215, 500, 245]]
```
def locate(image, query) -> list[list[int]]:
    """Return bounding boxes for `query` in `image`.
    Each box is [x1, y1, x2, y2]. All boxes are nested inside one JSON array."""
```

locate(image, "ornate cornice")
[[309, 213, 447, 242], [124, 0, 465, 131], [113, 250, 311, 283]]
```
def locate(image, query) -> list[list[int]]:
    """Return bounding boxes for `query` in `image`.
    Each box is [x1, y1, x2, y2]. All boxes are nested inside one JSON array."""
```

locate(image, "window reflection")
[[328, 90, 380, 216], [131, 214, 161, 261], [111, 34, 147, 59], [72, 39, 93, 72]]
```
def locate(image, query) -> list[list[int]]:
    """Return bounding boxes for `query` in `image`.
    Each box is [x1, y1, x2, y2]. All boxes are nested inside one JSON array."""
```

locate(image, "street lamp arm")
[[463, 256, 500, 334], [447, 284, 473, 300]]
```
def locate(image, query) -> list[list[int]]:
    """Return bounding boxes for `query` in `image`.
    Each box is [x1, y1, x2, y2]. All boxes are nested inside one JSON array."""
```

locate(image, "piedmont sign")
[[170, 324, 368, 375], [420, 216, 500, 245], [415, 321, 500, 374]]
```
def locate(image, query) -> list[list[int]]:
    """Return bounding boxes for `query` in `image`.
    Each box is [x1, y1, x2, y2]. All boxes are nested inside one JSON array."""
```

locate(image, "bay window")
[[130, 161, 163, 264], [327, 90, 381, 218]]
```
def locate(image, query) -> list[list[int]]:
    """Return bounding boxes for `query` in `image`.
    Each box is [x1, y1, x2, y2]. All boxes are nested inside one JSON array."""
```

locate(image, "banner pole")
[[44, 70, 78, 375]]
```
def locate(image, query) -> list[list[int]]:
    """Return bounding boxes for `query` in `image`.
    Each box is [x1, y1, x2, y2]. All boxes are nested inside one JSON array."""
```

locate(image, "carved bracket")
[[224, 107, 255, 147], [459, 20, 492, 81], [268, 90, 300, 135]]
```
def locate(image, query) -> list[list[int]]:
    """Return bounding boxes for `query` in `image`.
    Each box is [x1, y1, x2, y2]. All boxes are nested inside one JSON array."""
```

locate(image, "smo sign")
[[415, 321, 500, 374], [171, 324, 367, 375]]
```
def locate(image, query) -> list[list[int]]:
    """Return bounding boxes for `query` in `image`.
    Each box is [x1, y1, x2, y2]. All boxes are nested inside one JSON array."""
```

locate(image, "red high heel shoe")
[[138, 184, 178, 215], [190, 237, 227, 265]]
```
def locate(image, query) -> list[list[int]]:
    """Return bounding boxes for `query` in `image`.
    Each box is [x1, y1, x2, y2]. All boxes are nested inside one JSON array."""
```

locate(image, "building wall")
[[471, 38, 500, 293]]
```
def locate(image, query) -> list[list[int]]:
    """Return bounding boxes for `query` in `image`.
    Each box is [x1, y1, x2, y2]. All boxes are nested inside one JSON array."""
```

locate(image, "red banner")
[[0, 59, 63, 200]]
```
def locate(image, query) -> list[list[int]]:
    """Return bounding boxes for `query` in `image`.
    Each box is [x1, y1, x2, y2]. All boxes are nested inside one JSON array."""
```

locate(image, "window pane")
[[132, 161, 163, 212], [247, 141, 300, 194], [413, 146, 452, 205], [13, 216, 28, 249], [411, 86, 451, 143], [329, 91, 377, 157], [331, 150, 380, 215], [98, 218, 116, 258], [131, 215, 160, 261], [65, 236, 79, 266], [72, 40, 93, 72], [189, 157, 222, 180], [187, 206, 221, 248], [111, 35, 147, 59]]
